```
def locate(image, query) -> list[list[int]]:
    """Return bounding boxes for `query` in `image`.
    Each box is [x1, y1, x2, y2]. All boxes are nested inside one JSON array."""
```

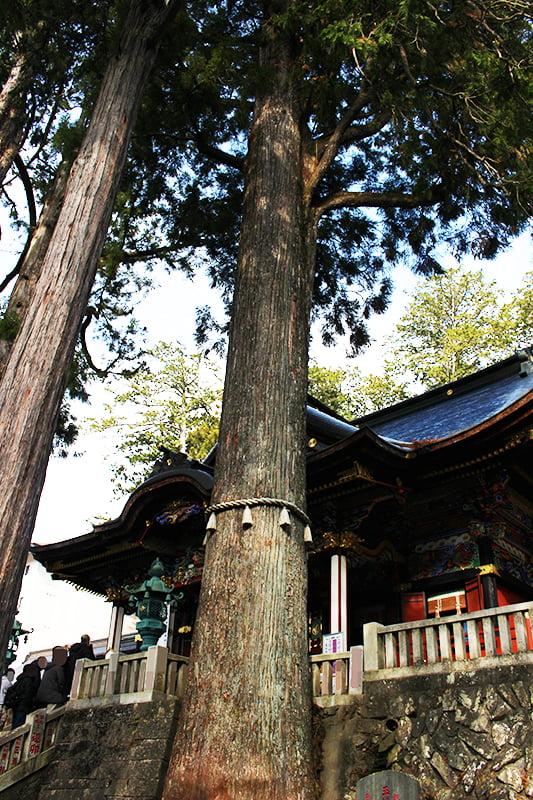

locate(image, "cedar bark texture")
[[0, 49, 32, 185], [0, 0, 178, 669], [163, 15, 318, 800], [0, 159, 72, 372]]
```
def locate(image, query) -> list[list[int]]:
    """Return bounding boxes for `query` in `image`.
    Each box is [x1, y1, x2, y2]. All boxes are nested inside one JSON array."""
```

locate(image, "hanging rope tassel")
[[203, 511, 218, 544], [242, 505, 253, 528], [203, 497, 312, 544], [279, 507, 291, 529]]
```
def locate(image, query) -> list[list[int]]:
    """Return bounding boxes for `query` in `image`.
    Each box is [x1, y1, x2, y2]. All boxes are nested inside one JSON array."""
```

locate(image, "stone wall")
[[2, 696, 180, 800], [3, 663, 532, 799], [316, 662, 533, 800]]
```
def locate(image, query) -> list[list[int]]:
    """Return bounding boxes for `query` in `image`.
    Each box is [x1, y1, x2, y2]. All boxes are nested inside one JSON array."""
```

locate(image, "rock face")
[[315, 663, 533, 800]]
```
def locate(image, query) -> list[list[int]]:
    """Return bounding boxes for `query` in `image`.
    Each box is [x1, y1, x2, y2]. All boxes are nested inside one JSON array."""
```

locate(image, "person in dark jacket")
[[65, 634, 95, 694], [35, 646, 68, 707], [6, 664, 40, 729]]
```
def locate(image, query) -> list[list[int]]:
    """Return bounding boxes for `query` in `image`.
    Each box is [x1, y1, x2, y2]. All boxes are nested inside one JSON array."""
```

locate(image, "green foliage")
[[90, 342, 222, 493], [2, 0, 533, 450], [308, 359, 409, 418], [353, 369, 411, 416], [393, 266, 516, 386], [504, 270, 533, 349], [308, 362, 354, 417], [312, 262, 533, 415], [163, 0, 533, 353], [0, 308, 21, 342]]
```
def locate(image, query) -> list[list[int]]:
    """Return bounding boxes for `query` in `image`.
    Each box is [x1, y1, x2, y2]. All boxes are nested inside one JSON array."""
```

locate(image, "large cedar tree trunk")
[[163, 16, 318, 800], [0, 0, 178, 669], [0, 158, 72, 371], [0, 48, 33, 185]]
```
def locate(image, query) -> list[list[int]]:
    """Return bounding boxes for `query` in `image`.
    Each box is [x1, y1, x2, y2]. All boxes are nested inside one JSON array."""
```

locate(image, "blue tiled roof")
[[360, 354, 533, 446]]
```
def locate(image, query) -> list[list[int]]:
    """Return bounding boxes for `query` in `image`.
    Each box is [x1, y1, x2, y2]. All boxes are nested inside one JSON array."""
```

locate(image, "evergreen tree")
[[505, 270, 533, 349], [308, 361, 354, 417], [308, 360, 409, 417], [162, 4, 533, 799], [393, 266, 515, 386], [0, 0, 180, 675]]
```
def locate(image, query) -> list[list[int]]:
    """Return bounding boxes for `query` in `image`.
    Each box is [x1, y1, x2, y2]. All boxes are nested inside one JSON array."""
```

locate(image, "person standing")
[[0, 668, 14, 705], [35, 647, 68, 707], [0, 668, 15, 728], [5, 664, 40, 728], [65, 634, 95, 694]]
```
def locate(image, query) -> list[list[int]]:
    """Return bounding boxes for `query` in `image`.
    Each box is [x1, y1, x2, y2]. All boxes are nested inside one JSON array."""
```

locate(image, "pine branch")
[[0, 156, 37, 293]]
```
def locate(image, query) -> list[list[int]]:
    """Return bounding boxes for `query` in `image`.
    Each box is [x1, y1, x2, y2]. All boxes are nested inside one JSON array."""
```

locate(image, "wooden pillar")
[[166, 605, 178, 653], [330, 553, 347, 644], [106, 603, 125, 653], [478, 537, 499, 608]]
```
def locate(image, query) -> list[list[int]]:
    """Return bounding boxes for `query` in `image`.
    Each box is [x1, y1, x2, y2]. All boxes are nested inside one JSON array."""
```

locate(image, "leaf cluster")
[[89, 342, 222, 493]]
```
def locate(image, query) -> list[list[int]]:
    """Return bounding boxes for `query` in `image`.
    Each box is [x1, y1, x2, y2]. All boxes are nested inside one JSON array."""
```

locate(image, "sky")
[[4, 218, 533, 672]]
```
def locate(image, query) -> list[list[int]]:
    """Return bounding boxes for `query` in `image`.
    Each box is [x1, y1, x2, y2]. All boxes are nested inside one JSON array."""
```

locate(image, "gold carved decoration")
[[321, 530, 365, 550], [105, 587, 126, 603], [478, 564, 500, 576]]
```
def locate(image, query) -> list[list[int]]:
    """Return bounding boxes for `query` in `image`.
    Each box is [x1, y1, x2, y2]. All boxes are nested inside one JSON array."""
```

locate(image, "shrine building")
[[31, 348, 533, 657]]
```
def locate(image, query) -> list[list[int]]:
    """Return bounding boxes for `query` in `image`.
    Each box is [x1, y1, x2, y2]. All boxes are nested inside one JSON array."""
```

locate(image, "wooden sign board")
[[357, 770, 420, 800], [28, 710, 46, 758]]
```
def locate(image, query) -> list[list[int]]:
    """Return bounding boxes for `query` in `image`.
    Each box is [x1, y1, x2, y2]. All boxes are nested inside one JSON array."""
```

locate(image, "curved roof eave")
[[407, 387, 533, 454], [352, 349, 533, 446], [32, 465, 215, 561], [307, 425, 414, 469], [93, 466, 214, 536], [308, 378, 533, 469]]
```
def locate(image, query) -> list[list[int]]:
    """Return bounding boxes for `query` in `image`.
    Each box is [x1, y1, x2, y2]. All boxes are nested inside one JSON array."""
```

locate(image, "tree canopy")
[[392, 265, 520, 386], [4, 0, 532, 370]]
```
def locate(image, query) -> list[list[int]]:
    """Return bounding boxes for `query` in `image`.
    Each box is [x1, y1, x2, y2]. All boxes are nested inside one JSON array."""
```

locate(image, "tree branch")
[[14, 154, 36, 230], [79, 308, 145, 380], [0, 155, 37, 293], [192, 130, 244, 171], [304, 81, 375, 197], [339, 110, 392, 147], [120, 245, 174, 263], [314, 187, 442, 216]]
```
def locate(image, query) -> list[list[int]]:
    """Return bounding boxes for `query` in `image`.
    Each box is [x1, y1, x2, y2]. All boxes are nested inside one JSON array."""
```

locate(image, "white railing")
[[363, 601, 533, 674], [71, 645, 189, 704], [0, 705, 65, 787]]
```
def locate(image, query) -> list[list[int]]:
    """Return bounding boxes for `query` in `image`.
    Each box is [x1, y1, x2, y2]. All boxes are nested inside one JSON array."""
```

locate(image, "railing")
[[363, 601, 533, 675], [310, 646, 363, 706], [67, 602, 533, 709], [70, 645, 189, 705], [0, 705, 65, 788]]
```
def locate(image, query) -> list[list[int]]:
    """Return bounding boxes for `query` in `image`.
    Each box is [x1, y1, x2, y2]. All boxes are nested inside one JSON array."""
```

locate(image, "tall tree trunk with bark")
[[163, 13, 318, 800], [0, 158, 72, 371], [0, 47, 33, 185], [0, 0, 178, 670]]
